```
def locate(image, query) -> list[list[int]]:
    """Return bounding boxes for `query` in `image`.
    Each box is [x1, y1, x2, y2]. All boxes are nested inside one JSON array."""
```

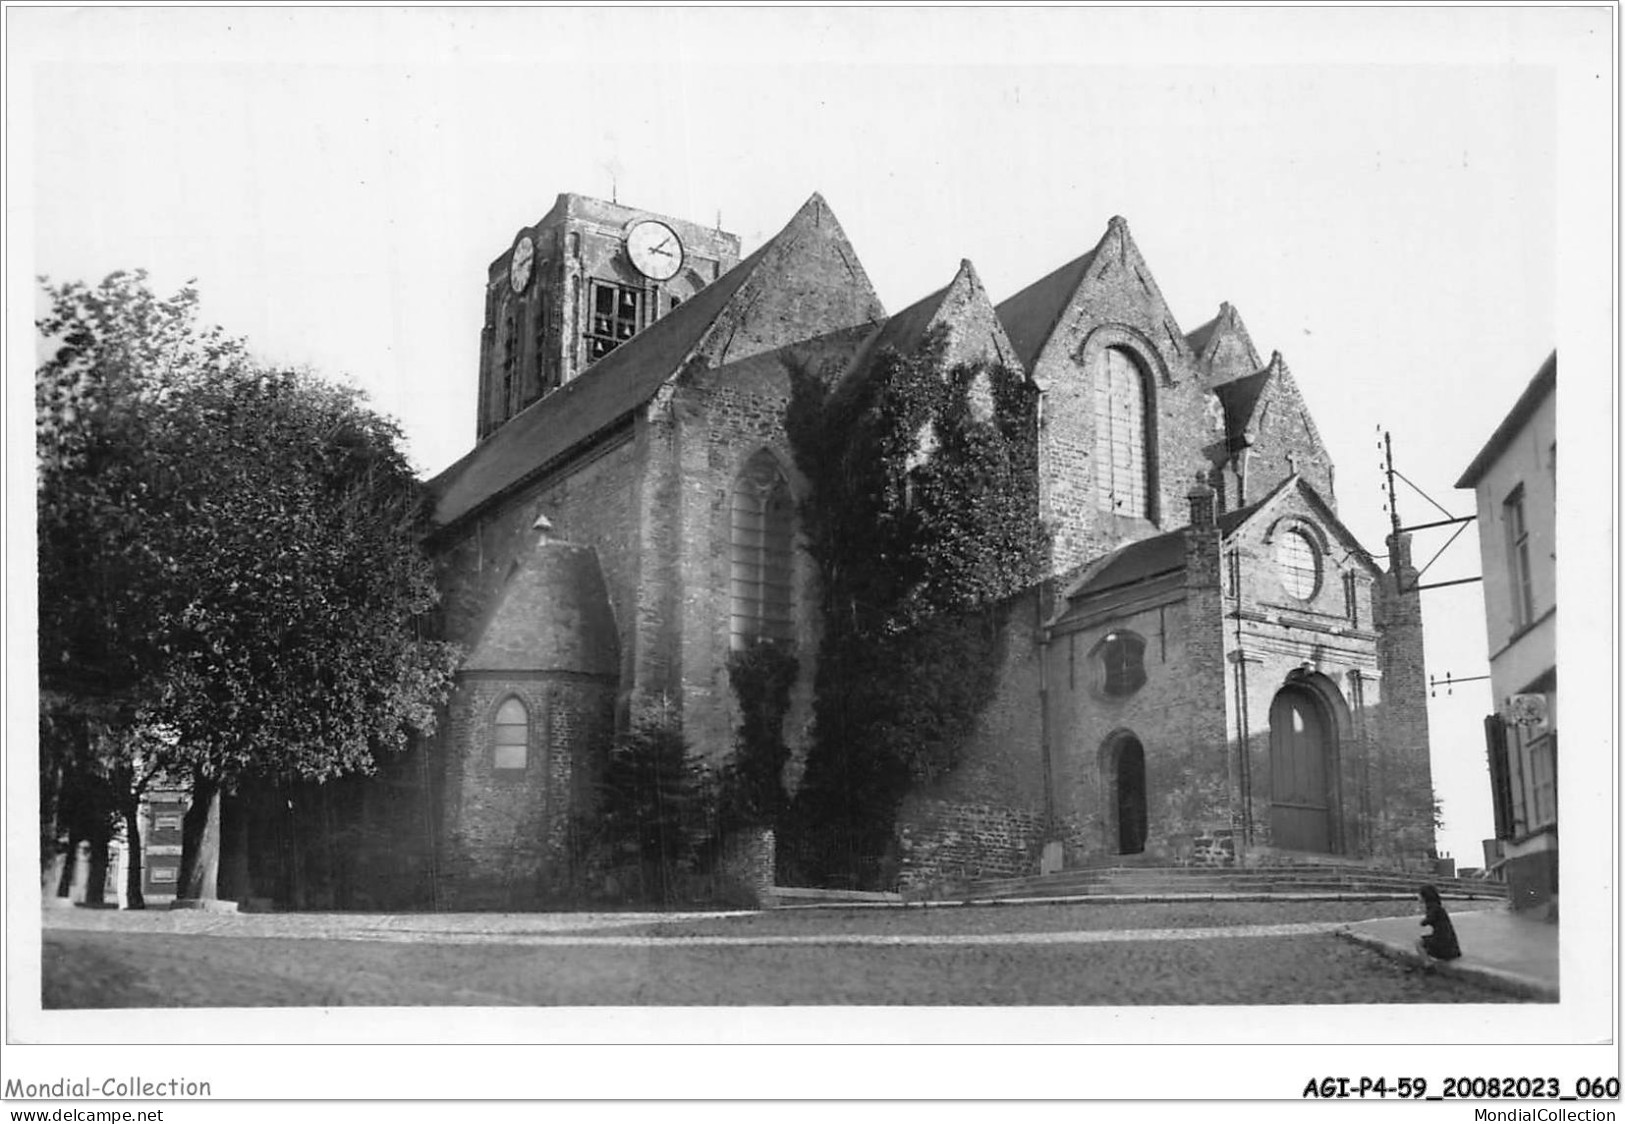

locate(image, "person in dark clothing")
[[1417, 884, 1462, 960]]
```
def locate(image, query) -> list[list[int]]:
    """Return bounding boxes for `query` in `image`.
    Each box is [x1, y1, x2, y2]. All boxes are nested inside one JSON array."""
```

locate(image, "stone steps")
[[958, 865, 1510, 902]]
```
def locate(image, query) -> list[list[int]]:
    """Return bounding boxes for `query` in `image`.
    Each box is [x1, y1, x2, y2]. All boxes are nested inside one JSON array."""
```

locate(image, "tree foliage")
[[36, 271, 459, 899], [591, 702, 712, 903], [782, 329, 1048, 887]]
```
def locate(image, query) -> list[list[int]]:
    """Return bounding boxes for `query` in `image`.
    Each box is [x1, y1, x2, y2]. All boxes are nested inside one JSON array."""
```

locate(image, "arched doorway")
[[1107, 736, 1148, 855], [1268, 687, 1335, 852]]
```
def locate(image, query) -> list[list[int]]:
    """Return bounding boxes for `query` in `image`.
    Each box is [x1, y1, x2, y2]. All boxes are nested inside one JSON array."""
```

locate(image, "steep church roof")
[[836, 258, 1022, 391], [1214, 367, 1274, 444], [1211, 350, 1325, 457], [429, 193, 882, 530], [995, 215, 1183, 379], [995, 242, 1102, 374], [1062, 503, 1261, 602], [461, 534, 619, 676], [1184, 313, 1223, 358]]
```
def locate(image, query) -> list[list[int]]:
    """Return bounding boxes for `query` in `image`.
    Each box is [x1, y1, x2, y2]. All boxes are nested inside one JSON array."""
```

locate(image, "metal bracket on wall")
[[1429, 670, 1490, 697]]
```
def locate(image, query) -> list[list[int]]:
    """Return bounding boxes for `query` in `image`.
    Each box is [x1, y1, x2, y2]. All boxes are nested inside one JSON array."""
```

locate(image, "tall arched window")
[[1093, 346, 1150, 518], [730, 452, 795, 650], [493, 697, 529, 771]]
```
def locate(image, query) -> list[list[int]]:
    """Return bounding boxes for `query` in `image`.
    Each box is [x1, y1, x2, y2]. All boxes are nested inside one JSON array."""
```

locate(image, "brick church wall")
[[893, 592, 1049, 889], [437, 673, 614, 909], [1232, 364, 1336, 510], [678, 359, 814, 771], [655, 328, 874, 773], [435, 434, 641, 685], [1049, 583, 1232, 867], [1028, 241, 1236, 582]]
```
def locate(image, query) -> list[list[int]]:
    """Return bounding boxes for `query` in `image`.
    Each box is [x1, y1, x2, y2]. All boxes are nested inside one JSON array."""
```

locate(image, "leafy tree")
[[36, 271, 459, 904]]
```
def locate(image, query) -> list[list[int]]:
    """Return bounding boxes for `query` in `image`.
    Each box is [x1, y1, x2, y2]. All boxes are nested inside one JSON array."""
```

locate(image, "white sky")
[[4, 3, 1616, 1095]]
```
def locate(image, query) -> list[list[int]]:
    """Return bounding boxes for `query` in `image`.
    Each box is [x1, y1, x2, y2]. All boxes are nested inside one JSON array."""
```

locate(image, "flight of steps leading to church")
[[954, 862, 1511, 903]]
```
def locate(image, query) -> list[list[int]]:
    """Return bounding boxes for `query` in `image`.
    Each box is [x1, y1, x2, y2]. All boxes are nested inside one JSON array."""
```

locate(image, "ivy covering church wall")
[[780, 329, 1049, 888]]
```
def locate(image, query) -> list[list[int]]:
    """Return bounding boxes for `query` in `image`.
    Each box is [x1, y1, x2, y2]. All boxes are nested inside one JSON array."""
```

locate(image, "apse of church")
[[412, 191, 1434, 907]]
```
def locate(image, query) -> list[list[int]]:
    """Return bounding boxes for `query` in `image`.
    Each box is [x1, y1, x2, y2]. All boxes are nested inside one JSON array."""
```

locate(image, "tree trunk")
[[41, 761, 64, 879], [288, 790, 307, 909], [177, 777, 222, 902], [220, 791, 252, 903], [56, 835, 81, 898], [83, 831, 110, 906], [122, 801, 146, 910]]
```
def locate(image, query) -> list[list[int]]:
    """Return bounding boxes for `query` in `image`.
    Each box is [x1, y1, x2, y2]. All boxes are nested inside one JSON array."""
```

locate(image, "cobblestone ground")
[[40, 901, 1513, 1008]]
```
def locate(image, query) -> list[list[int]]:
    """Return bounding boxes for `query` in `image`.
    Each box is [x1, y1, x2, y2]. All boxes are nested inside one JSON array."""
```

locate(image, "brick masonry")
[[437, 673, 615, 909]]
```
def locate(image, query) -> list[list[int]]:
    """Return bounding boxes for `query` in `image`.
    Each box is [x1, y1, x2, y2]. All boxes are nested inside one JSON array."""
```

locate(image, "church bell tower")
[[476, 194, 742, 440]]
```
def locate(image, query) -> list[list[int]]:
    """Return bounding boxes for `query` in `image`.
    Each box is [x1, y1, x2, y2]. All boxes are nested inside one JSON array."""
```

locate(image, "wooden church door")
[[1268, 689, 1332, 852], [1115, 738, 1148, 855]]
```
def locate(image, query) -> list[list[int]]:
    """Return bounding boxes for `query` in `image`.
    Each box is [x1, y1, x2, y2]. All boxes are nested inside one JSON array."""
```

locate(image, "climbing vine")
[[781, 327, 1048, 887], [719, 641, 798, 831]]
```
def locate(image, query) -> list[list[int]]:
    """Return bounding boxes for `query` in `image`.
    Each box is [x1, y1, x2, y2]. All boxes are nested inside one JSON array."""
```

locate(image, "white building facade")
[[1457, 352, 1557, 914]]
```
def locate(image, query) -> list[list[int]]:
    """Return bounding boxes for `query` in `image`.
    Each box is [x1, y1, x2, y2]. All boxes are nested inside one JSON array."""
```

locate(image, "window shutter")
[[1484, 714, 1514, 840]]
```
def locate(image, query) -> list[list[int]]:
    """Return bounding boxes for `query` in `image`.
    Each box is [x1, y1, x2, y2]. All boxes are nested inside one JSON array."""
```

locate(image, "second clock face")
[[509, 234, 535, 294], [626, 220, 683, 281]]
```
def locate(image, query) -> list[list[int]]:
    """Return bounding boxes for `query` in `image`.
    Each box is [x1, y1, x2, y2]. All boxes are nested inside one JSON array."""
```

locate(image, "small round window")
[[1100, 632, 1147, 698], [1275, 529, 1321, 600]]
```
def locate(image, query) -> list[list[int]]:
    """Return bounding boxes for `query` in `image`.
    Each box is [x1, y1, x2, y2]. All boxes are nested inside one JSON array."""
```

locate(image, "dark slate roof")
[[1185, 313, 1222, 358], [1456, 351, 1557, 488], [462, 538, 619, 676], [1067, 503, 1260, 601], [1214, 367, 1273, 440], [995, 246, 1098, 373], [833, 258, 995, 397], [428, 237, 770, 528], [859, 278, 952, 367], [689, 323, 875, 397]]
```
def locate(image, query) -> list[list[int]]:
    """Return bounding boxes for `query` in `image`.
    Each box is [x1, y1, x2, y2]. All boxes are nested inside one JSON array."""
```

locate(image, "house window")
[[1528, 730, 1556, 828], [149, 866, 177, 884], [1504, 486, 1535, 629], [493, 697, 529, 771], [1092, 347, 1150, 518], [730, 452, 795, 650], [1275, 529, 1321, 600], [585, 281, 643, 363], [1099, 631, 1147, 697]]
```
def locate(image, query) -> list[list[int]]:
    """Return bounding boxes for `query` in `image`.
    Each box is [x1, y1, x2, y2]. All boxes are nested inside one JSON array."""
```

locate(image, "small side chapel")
[[379, 191, 1436, 907]]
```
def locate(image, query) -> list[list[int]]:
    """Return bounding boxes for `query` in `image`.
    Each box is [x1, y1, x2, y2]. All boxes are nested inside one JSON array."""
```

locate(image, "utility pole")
[[1381, 430, 1481, 593]]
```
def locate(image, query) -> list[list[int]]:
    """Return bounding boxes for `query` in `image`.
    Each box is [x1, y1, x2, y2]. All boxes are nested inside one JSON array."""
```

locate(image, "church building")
[[408, 191, 1435, 907]]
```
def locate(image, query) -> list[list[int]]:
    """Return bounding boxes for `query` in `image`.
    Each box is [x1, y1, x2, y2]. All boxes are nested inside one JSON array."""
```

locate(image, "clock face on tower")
[[509, 233, 535, 294], [625, 220, 683, 281]]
